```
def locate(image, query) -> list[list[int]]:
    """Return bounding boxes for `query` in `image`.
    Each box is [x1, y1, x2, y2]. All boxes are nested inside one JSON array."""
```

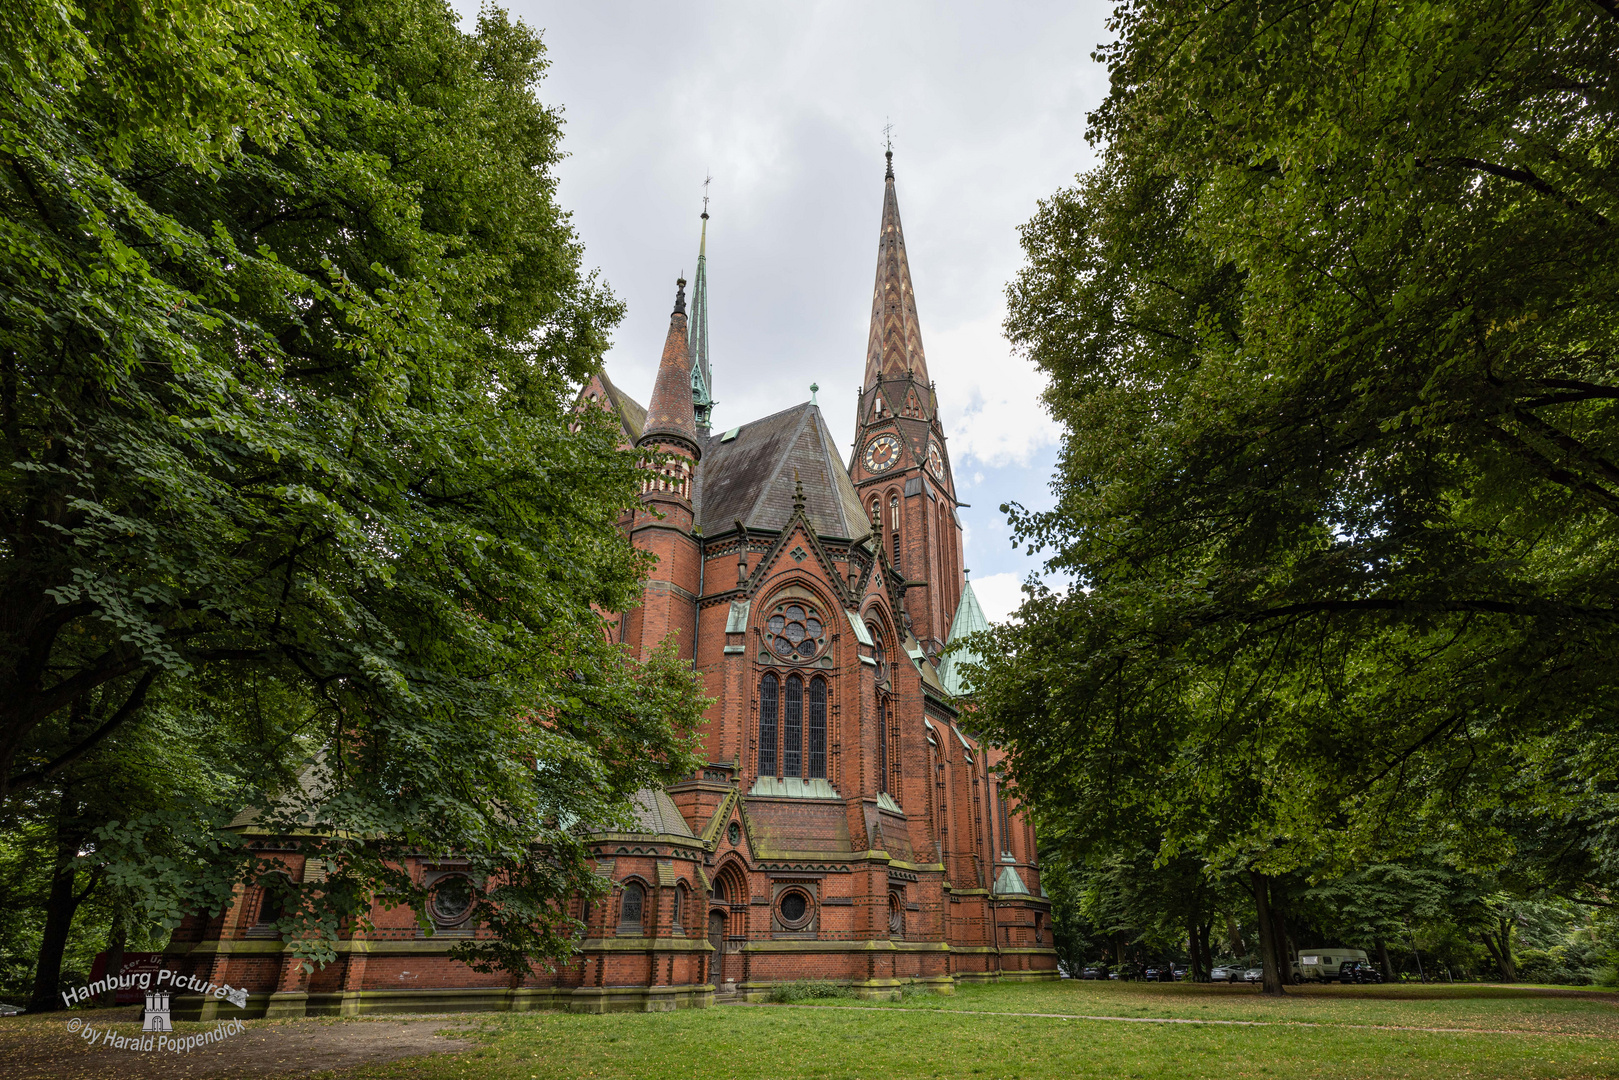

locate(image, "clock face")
[[863, 433, 902, 473], [927, 440, 945, 479]]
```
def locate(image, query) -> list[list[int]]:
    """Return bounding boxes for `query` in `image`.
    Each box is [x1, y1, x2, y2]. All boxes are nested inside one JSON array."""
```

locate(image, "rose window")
[[767, 604, 824, 662]]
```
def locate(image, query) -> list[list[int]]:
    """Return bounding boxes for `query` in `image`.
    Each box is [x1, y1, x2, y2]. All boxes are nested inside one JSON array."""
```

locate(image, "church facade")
[[162, 156, 1054, 1018]]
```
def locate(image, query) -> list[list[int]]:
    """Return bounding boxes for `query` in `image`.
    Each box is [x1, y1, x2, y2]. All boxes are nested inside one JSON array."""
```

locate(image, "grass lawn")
[[345, 981, 1619, 1080]]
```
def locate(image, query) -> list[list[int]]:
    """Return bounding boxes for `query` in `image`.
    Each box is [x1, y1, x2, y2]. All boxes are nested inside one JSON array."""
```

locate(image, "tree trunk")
[[1225, 911, 1246, 958], [99, 911, 127, 1006], [1374, 936, 1394, 980], [1269, 882, 1295, 984], [1480, 916, 1516, 981], [27, 787, 88, 1013], [1250, 870, 1287, 995]]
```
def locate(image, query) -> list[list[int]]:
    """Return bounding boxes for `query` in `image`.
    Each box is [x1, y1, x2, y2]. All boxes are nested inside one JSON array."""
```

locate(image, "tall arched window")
[[759, 674, 779, 776], [808, 678, 827, 779], [998, 787, 1013, 857], [673, 884, 685, 931], [620, 882, 645, 934], [783, 675, 804, 777], [877, 696, 889, 794], [889, 495, 901, 565]]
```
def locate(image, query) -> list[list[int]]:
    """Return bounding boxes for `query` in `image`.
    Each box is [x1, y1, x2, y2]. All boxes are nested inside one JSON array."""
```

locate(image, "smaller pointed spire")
[[639, 276, 700, 459]]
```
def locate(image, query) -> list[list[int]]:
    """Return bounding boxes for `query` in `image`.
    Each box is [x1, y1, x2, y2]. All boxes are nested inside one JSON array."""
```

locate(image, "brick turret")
[[625, 279, 702, 661]]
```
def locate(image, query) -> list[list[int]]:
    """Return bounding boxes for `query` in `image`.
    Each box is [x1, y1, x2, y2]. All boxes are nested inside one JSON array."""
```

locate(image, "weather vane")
[[702, 171, 712, 216], [883, 120, 894, 154]]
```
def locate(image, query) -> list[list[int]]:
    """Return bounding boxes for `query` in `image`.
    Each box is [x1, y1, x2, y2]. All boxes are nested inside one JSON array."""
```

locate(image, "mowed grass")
[[812, 978, 1619, 1037], [348, 981, 1619, 1080]]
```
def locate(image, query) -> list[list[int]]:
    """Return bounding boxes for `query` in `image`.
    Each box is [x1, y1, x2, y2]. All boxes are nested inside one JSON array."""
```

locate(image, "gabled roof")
[[694, 402, 870, 541], [938, 575, 990, 697], [596, 371, 647, 441]]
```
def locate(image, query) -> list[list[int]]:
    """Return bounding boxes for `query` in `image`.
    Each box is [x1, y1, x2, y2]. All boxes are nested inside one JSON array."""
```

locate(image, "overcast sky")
[[450, 1, 1114, 622]]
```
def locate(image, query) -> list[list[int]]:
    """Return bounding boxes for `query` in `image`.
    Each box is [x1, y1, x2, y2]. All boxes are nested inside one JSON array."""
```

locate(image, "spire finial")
[[883, 120, 895, 179], [674, 276, 687, 316], [702, 171, 712, 220], [810, 382, 819, 405]]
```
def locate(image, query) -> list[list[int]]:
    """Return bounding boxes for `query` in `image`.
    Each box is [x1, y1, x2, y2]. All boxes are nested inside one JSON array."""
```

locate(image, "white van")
[[1298, 948, 1369, 982]]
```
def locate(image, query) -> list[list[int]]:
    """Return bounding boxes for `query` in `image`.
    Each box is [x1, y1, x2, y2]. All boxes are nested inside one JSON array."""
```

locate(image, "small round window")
[[777, 889, 813, 930], [767, 603, 825, 663], [728, 821, 741, 846], [430, 876, 474, 927]]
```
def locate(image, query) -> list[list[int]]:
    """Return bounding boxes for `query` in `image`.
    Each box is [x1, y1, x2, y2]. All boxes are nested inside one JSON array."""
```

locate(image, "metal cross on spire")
[[702, 171, 712, 218], [883, 120, 894, 179]]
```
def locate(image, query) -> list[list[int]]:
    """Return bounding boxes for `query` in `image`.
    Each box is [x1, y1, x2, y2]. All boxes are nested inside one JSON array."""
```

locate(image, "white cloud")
[[930, 311, 1059, 469], [969, 571, 1027, 626]]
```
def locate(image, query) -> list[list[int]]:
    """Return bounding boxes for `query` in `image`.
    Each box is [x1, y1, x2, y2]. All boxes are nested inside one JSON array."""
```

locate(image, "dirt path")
[[0, 1008, 474, 1079]]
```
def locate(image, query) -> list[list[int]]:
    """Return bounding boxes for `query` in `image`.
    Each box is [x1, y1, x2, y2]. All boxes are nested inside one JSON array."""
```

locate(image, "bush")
[[767, 980, 854, 1003]]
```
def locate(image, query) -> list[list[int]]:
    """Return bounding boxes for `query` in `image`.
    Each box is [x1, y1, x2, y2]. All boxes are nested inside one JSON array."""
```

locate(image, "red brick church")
[[165, 155, 1055, 1018]]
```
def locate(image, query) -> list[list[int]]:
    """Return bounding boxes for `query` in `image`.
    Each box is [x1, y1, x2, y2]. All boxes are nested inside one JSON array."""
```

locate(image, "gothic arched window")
[[877, 695, 889, 794], [783, 675, 804, 776], [759, 674, 779, 776], [619, 882, 645, 934], [890, 495, 901, 564], [673, 884, 685, 931], [808, 677, 827, 779], [767, 602, 825, 662]]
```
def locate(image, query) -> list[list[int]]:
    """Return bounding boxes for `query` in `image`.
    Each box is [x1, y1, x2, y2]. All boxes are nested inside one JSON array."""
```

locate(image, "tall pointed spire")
[[640, 277, 701, 458], [689, 178, 715, 435], [864, 146, 930, 390]]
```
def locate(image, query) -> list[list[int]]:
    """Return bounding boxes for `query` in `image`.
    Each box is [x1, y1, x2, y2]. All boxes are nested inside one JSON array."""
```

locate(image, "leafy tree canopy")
[[976, 0, 1619, 910], [1, 0, 706, 989]]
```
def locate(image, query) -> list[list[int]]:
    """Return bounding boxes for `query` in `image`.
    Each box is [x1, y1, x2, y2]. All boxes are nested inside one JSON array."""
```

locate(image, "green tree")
[[1, 0, 706, 1002], [974, 0, 1619, 994]]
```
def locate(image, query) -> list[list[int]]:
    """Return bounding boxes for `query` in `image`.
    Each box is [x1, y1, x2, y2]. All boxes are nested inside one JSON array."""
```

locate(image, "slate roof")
[[938, 575, 990, 697], [626, 788, 695, 837], [694, 402, 870, 541], [596, 371, 646, 441]]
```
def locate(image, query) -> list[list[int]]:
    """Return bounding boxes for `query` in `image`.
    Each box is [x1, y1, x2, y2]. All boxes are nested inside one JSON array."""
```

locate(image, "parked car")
[[1210, 964, 1244, 982], [0, 1002, 22, 1016], [1299, 948, 1370, 982], [1172, 967, 1187, 981], [1339, 960, 1384, 984], [1081, 966, 1106, 980], [1243, 968, 1264, 982]]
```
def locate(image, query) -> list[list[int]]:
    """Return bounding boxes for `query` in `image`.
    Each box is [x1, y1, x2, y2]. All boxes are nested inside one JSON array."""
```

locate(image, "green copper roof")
[[937, 575, 989, 697], [994, 865, 1030, 895], [689, 211, 714, 432]]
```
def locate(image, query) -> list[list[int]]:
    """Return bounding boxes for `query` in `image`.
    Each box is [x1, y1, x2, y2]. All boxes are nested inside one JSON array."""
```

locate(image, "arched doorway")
[[708, 910, 728, 987]]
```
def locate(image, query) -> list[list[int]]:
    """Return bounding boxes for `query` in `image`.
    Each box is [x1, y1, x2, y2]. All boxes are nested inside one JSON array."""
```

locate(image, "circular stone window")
[[430, 875, 474, 927], [777, 889, 813, 930], [728, 821, 741, 846], [767, 604, 825, 663]]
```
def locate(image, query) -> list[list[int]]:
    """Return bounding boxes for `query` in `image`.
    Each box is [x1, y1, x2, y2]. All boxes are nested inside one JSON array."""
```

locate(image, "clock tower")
[[848, 150, 965, 657]]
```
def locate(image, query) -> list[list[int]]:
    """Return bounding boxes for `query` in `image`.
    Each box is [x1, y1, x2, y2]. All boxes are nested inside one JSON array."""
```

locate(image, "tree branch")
[[6, 669, 159, 792]]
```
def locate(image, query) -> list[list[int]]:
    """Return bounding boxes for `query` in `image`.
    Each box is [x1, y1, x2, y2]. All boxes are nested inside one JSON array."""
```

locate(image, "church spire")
[[689, 178, 715, 435], [863, 147, 930, 390], [640, 277, 701, 459]]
